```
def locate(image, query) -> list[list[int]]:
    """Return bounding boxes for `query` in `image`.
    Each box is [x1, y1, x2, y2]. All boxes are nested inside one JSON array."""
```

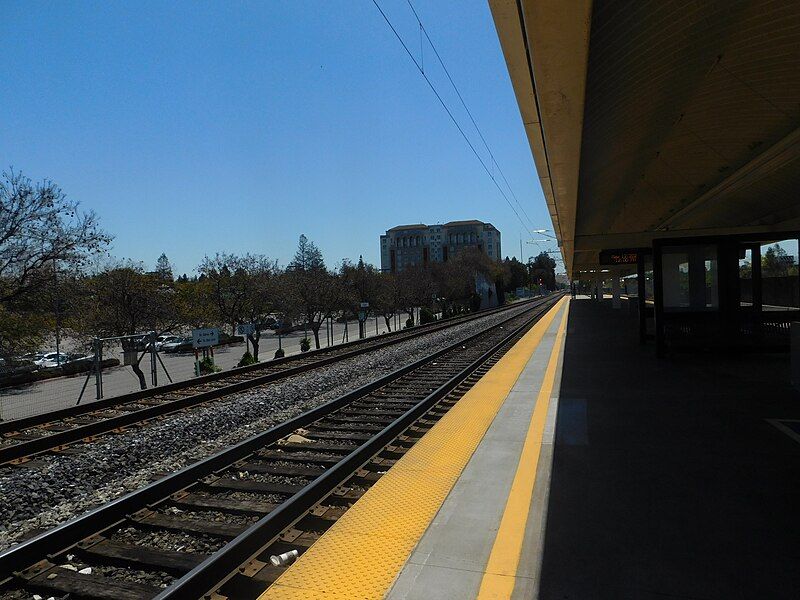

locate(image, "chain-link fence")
[[0, 315, 397, 422]]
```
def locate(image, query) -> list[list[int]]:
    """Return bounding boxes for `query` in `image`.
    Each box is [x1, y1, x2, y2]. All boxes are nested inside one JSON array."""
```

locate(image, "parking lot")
[[0, 318, 393, 421]]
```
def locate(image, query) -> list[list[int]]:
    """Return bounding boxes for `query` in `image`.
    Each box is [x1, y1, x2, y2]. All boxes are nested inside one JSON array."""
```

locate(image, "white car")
[[35, 352, 70, 368], [155, 335, 180, 351]]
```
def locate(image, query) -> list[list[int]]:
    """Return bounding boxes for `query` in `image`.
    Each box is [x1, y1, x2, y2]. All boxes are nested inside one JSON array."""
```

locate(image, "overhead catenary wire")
[[405, 0, 538, 232], [370, 0, 534, 241]]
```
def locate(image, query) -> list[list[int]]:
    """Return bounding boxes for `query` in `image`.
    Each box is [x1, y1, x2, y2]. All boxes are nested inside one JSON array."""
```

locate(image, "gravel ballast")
[[0, 304, 534, 550]]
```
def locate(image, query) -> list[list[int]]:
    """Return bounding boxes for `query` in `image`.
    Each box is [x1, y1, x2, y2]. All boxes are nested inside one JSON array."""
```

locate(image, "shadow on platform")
[[540, 299, 800, 599]]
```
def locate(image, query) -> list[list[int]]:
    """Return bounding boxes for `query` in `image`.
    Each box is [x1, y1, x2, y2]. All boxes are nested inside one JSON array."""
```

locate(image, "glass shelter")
[[652, 233, 800, 356]]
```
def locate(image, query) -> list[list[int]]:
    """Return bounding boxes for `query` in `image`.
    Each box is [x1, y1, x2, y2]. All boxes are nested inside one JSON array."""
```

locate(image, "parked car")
[[271, 319, 304, 334], [155, 335, 180, 351], [35, 352, 71, 368], [162, 337, 193, 353], [133, 334, 160, 351]]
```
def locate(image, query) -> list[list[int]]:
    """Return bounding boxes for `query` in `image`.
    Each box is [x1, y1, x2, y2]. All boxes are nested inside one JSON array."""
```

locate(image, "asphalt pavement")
[[0, 317, 393, 421]]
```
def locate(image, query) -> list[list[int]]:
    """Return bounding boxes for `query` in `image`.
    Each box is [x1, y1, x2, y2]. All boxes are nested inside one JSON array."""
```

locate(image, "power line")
[[370, 0, 534, 240], [405, 0, 537, 231]]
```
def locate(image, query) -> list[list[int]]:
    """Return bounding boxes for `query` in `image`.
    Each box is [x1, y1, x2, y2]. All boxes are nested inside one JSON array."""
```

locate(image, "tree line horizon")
[[0, 169, 558, 385]]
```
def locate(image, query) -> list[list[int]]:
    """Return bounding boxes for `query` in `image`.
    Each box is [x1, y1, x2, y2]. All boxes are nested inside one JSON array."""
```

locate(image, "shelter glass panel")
[[739, 247, 753, 307], [759, 239, 799, 311], [661, 245, 718, 312]]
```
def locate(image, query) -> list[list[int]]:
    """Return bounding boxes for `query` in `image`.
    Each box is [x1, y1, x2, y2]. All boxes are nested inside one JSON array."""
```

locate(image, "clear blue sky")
[[1, 0, 552, 276]]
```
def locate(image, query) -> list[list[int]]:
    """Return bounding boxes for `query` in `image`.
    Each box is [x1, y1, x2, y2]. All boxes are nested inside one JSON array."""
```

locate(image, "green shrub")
[[404, 318, 414, 329], [237, 351, 257, 367], [274, 348, 285, 359], [300, 338, 311, 352], [197, 356, 221, 375], [420, 307, 436, 324], [470, 293, 482, 313]]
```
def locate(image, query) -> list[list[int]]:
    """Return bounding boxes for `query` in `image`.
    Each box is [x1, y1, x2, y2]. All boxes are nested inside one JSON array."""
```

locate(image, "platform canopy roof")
[[490, 0, 800, 277]]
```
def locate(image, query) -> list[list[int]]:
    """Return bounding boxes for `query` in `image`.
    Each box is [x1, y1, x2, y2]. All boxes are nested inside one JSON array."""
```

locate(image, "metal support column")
[[653, 242, 665, 358], [637, 254, 647, 344]]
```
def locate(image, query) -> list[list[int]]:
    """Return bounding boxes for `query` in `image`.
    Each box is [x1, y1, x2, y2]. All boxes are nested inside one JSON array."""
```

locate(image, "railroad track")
[[0, 293, 562, 600], [0, 299, 539, 466]]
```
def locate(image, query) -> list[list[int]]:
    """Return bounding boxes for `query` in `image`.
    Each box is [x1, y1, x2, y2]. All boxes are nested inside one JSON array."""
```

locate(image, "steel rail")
[[0, 296, 560, 590], [0, 299, 533, 434], [158, 295, 562, 599], [0, 299, 541, 465]]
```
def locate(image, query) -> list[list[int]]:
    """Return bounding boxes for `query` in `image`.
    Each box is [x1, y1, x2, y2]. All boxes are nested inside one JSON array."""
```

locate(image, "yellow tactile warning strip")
[[477, 301, 570, 599], [259, 298, 567, 600]]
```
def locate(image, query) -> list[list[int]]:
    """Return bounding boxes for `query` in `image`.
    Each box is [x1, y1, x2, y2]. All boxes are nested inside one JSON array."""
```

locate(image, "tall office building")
[[380, 220, 501, 273]]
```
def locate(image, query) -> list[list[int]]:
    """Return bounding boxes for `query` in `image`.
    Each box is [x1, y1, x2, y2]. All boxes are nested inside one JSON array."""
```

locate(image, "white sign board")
[[237, 323, 255, 336], [192, 327, 219, 349], [359, 301, 370, 308]]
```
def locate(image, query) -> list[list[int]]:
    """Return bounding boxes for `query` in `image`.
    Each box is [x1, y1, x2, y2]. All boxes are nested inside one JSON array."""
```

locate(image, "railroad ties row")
[[0, 295, 562, 600]]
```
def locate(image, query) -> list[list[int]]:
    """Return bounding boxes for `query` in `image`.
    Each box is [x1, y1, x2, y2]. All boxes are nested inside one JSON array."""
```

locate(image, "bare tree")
[[0, 169, 110, 358], [373, 272, 399, 332], [196, 253, 280, 360], [79, 261, 179, 389], [0, 169, 110, 304], [198, 254, 251, 335], [396, 266, 434, 326], [237, 255, 280, 361]]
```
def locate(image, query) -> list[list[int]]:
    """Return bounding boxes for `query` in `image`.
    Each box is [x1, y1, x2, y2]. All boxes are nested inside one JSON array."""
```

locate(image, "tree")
[[500, 257, 528, 295], [236, 255, 280, 361], [155, 253, 174, 281], [173, 276, 214, 329], [284, 235, 339, 349], [288, 234, 325, 272], [528, 252, 557, 291], [762, 243, 796, 277], [0, 169, 110, 358], [374, 272, 400, 332], [431, 248, 495, 314], [197, 253, 282, 360], [79, 261, 179, 389], [340, 256, 382, 337], [396, 265, 434, 324], [0, 169, 110, 303], [198, 254, 251, 335]]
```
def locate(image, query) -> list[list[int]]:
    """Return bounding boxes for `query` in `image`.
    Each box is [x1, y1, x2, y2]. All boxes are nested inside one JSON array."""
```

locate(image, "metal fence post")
[[150, 331, 158, 387], [95, 338, 103, 400]]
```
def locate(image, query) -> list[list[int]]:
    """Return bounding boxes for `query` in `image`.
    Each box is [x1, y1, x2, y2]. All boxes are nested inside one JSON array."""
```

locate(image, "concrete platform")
[[260, 297, 800, 599], [260, 298, 569, 599], [386, 301, 567, 600], [540, 299, 800, 599]]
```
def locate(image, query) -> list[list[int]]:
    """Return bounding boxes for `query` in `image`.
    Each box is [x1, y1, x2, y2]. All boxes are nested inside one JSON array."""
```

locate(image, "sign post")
[[358, 302, 369, 339], [237, 323, 255, 354], [192, 327, 219, 375]]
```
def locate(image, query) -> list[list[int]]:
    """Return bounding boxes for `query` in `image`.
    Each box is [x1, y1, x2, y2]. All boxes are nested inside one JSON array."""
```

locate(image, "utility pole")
[[53, 259, 61, 366]]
